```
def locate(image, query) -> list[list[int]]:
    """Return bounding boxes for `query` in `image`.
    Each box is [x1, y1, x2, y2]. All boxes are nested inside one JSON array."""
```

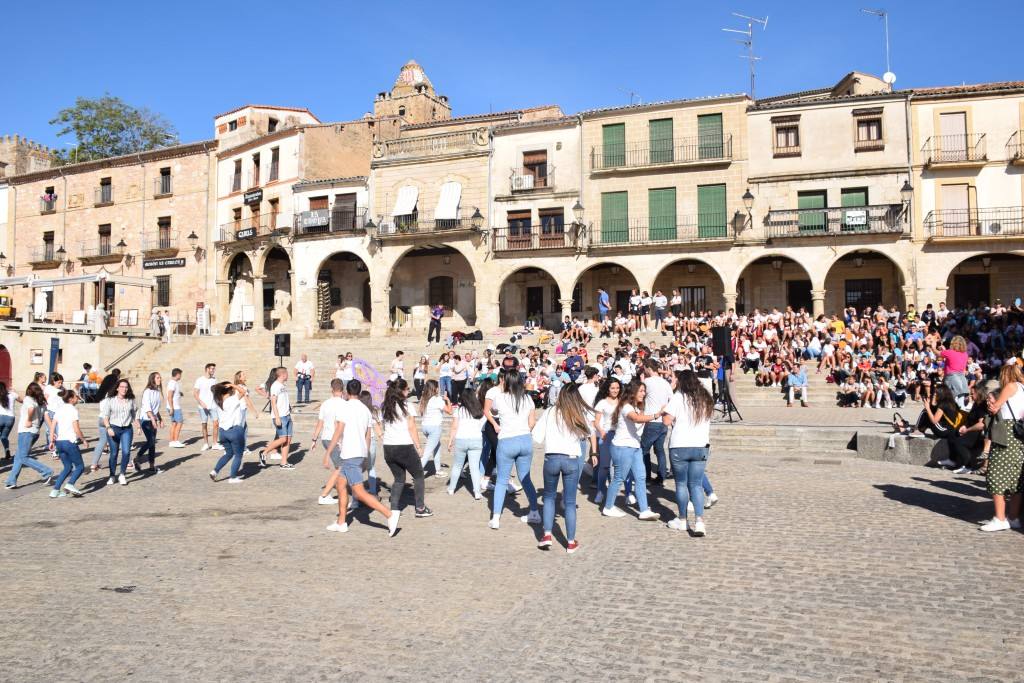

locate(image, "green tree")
[[50, 94, 179, 164]]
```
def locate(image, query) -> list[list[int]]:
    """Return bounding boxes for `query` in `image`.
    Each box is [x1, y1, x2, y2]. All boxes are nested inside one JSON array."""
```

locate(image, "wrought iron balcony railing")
[[94, 186, 114, 205], [374, 129, 487, 162], [154, 175, 173, 197], [509, 166, 554, 193], [293, 208, 369, 237], [217, 213, 289, 242], [1008, 131, 1024, 163], [925, 206, 1024, 239], [922, 133, 987, 165], [78, 240, 124, 260], [491, 226, 575, 252], [375, 211, 479, 236], [765, 204, 905, 239], [142, 232, 180, 253], [591, 214, 734, 245], [591, 134, 733, 171], [30, 246, 59, 264], [39, 197, 57, 213]]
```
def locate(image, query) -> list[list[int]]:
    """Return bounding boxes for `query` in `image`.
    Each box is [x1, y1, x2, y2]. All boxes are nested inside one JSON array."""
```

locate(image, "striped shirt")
[[100, 396, 137, 427], [140, 388, 162, 422]]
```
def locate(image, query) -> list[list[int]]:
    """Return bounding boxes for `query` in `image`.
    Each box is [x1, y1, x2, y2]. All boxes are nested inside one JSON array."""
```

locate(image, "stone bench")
[[854, 432, 951, 466]]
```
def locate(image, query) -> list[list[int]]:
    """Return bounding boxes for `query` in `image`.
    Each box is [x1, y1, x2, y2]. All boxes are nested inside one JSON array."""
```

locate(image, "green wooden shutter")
[[697, 113, 724, 159], [840, 188, 869, 232], [697, 184, 727, 238], [648, 188, 677, 241], [649, 119, 674, 164], [798, 190, 827, 232], [601, 191, 628, 243], [602, 124, 625, 167]]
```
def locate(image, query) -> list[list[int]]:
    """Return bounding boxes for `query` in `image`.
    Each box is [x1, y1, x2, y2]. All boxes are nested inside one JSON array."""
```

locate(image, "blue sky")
[[6, 0, 1022, 149]]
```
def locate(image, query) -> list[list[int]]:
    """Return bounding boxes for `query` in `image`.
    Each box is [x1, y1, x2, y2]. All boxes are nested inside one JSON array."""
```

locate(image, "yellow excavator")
[[0, 295, 16, 319]]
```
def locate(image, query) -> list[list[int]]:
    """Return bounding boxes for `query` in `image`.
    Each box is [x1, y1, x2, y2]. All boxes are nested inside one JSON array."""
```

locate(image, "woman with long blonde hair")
[[538, 383, 593, 553], [982, 363, 1024, 532]]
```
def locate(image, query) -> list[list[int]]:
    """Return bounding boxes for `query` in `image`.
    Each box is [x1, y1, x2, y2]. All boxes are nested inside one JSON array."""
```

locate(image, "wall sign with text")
[[244, 188, 263, 205], [143, 257, 186, 269]]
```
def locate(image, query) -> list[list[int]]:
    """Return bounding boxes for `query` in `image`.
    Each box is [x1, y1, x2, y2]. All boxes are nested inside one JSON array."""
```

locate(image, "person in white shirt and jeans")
[[166, 368, 185, 448], [538, 383, 593, 554], [663, 370, 714, 536], [295, 354, 315, 404]]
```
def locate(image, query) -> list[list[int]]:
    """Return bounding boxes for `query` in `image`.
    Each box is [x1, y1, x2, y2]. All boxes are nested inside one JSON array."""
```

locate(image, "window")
[[772, 115, 801, 156], [857, 119, 882, 142], [648, 187, 677, 240], [677, 286, 706, 313], [269, 147, 279, 181], [600, 191, 628, 243], [428, 276, 454, 312], [649, 119, 673, 164], [98, 224, 112, 255], [938, 111, 969, 161], [232, 160, 242, 192], [853, 108, 884, 151], [98, 177, 112, 204], [845, 279, 882, 310], [507, 210, 531, 236], [232, 207, 242, 224], [572, 282, 583, 312], [268, 198, 279, 230], [43, 231, 55, 261], [158, 217, 172, 249], [602, 123, 626, 167], [697, 113, 724, 159], [797, 190, 828, 232], [697, 184, 727, 238], [522, 150, 548, 188], [158, 167, 172, 195], [228, 119, 238, 131], [42, 185, 56, 212], [251, 153, 260, 187], [155, 276, 171, 307], [398, 106, 406, 117], [538, 208, 564, 234], [332, 193, 358, 231], [309, 196, 329, 211], [268, 117, 278, 133], [840, 188, 869, 232]]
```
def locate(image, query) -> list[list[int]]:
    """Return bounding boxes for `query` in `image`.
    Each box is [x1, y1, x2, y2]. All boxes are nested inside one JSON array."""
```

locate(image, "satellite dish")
[[883, 71, 897, 85]]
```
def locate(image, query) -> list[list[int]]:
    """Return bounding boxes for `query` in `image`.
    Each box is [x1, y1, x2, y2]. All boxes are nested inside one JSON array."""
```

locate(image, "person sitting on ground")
[[785, 362, 808, 407]]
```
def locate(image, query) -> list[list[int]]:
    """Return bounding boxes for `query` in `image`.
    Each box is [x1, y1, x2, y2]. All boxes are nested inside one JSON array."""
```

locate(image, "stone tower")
[[373, 60, 452, 126], [0, 135, 54, 177]]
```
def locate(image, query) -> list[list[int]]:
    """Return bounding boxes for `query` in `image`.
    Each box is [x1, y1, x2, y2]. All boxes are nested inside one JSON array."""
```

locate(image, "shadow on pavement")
[[875, 483, 990, 524]]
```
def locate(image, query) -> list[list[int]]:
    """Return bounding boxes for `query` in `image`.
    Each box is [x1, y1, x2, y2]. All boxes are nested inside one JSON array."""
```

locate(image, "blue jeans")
[[214, 425, 246, 478], [0, 415, 13, 455], [439, 376, 453, 401], [137, 419, 158, 467], [43, 410, 54, 448], [109, 425, 134, 475], [448, 437, 482, 495], [703, 472, 714, 495], [492, 434, 538, 516], [596, 432, 633, 499], [54, 440, 84, 490], [606, 445, 649, 512], [543, 454, 582, 539], [421, 424, 442, 473], [669, 446, 708, 518], [91, 418, 109, 467], [6, 431, 50, 486], [640, 420, 668, 480], [295, 376, 312, 403], [365, 440, 378, 495]]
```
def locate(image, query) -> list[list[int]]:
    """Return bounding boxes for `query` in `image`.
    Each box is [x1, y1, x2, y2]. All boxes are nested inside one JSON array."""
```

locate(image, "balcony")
[[142, 231, 180, 256], [293, 208, 369, 238], [373, 129, 488, 163], [509, 166, 555, 194], [375, 211, 479, 238], [217, 213, 290, 243], [590, 134, 733, 172], [765, 204, 905, 239], [492, 226, 576, 253], [39, 197, 57, 214], [1008, 131, 1024, 166], [94, 185, 113, 206], [78, 240, 125, 265], [29, 246, 61, 269], [154, 175, 173, 197], [590, 215, 734, 247], [922, 133, 987, 168], [925, 206, 1024, 240]]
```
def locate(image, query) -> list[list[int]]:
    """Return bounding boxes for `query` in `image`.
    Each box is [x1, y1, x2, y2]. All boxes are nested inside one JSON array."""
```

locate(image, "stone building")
[[0, 135, 53, 177]]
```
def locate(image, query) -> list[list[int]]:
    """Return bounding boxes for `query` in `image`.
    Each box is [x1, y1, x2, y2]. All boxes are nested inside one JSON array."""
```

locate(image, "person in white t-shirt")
[[136, 372, 164, 474], [5, 382, 54, 488], [166, 368, 185, 448], [538, 383, 593, 554], [262, 367, 294, 469], [662, 370, 716, 536], [208, 382, 248, 483], [320, 378, 397, 534], [49, 389, 88, 497], [294, 354, 315, 404], [602, 382, 662, 520], [193, 363, 222, 451], [446, 387, 485, 499], [484, 368, 539, 529], [0, 381, 17, 460], [312, 379, 348, 505], [419, 379, 448, 476], [380, 378, 428, 525], [42, 373, 65, 452], [577, 367, 601, 464]]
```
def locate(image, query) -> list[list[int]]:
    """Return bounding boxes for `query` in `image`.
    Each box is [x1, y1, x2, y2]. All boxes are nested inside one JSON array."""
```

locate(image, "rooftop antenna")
[[723, 12, 768, 99], [618, 87, 642, 105], [861, 8, 896, 88]]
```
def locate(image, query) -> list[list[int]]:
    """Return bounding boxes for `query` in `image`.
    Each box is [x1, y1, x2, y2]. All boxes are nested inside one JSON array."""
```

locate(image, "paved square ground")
[[1, 413, 1022, 681]]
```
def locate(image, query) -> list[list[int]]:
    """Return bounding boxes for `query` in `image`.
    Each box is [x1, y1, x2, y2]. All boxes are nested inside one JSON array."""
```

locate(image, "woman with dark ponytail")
[[381, 378, 430, 521], [4, 382, 53, 488], [484, 368, 539, 530], [50, 389, 88, 497]]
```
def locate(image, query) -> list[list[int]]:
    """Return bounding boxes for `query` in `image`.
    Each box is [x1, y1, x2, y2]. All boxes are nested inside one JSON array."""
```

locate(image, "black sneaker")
[[415, 506, 434, 518]]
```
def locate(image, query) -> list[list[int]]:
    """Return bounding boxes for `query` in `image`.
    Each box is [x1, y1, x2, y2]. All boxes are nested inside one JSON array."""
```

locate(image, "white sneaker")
[[627, 494, 637, 506], [227, 477, 244, 484], [667, 517, 687, 531], [473, 493, 482, 501], [706, 492, 719, 508], [446, 489, 454, 496], [602, 506, 627, 518], [243, 449, 252, 457], [522, 510, 541, 525], [201, 444, 211, 452], [318, 496, 338, 505], [63, 483, 83, 496], [172, 441, 185, 448], [106, 477, 115, 486], [213, 444, 226, 451], [594, 491, 605, 505], [637, 509, 659, 521], [326, 522, 349, 533], [1010, 518, 1022, 530], [511, 480, 523, 492], [488, 514, 501, 530], [980, 518, 1011, 532], [693, 520, 707, 536], [209, 470, 217, 481], [387, 510, 401, 537], [936, 459, 955, 468], [118, 474, 127, 486]]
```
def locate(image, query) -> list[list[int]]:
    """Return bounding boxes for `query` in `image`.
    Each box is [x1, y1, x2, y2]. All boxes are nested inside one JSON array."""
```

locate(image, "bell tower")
[[373, 60, 452, 125]]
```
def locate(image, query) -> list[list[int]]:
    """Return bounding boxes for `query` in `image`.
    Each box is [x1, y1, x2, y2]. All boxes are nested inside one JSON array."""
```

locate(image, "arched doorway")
[[0, 345, 11, 388], [823, 250, 906, 315], [946, 254, 1024, 309], [735, 255, 814, 315], [572, 262, 640, 321], [262, 247, 293, 330], [226, 252, 255, 329], [388, 246, 475, 329], [652, 259, 727, 314], [315, 252, 371, 331], [498, 267, 561, 328]]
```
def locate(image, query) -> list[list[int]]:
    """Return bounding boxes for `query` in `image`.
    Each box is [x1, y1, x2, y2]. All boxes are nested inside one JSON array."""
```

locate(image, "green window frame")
[[601, 191, 628, 243], [840, 187, 869, 232], [697, 184, 727, 238], [648, 119, 674, 164], [797, 190, 828, 232], [697, 113, 724, 159], [648, 188, 677, 241], [602, 123, 625, 168]]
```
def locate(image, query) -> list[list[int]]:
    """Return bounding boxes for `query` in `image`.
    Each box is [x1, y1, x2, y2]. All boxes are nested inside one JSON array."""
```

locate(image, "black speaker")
[[711, 326, 731, 357], [274, 333, 291, 357]]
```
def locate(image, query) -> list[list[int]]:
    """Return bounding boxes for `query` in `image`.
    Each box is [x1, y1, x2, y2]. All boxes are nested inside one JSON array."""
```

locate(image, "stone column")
[[559, 297, 574, 322], [723, 291, 738, 314], [215, 280, 230, 333], [252, 276, 266, 331], [370, 284, 391, 337], [901, 285, 917, 311], [811, 289, 826, 318], [917, 286, 948, 309]]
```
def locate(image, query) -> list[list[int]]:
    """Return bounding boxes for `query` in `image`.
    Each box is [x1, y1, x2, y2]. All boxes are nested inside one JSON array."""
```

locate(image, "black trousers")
[[384, 444, 425, 511], [427, 319, 442, 343], [451, 379, 467, 403]]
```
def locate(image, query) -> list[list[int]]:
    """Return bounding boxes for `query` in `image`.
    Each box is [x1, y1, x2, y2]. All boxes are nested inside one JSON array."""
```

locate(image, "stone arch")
[[732, 251, 816, 292], [386, 245, 477, 329], [221, 249, 254, 282], [497, 266, 562, 327], [734, 254, 815, 315], [943, 252, 1024, 310], [261, 246, 293, 330], [312, 250, 373, 331], [225, 252, 256, 327], [651, 256, 729, 313], [823, 248, 908, 314], [381, 240, 480, 289], [570, 261, 642, 320]]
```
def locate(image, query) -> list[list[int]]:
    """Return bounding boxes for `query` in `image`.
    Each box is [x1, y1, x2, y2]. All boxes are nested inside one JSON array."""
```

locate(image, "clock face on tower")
[[413, 70, 423, 84]]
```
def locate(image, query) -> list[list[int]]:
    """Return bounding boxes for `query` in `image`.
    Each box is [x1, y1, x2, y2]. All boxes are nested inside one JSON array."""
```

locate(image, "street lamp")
[[55, 245, 66, 262], [572, 200, 584, 224], [187, 231, 199, 250], [742, 188, 754, 213], [115, 238, 127, 254], [470, 207, 484, 230], [900, 180, 914, 204]]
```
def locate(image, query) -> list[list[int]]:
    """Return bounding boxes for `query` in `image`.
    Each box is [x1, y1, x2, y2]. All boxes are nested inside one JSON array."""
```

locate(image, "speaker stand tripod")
[[714, 358, 742, 423]]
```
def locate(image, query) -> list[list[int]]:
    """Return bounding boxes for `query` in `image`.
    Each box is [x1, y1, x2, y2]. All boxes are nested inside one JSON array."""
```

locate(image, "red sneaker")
[[538, 533, 553, 549], [566, 540, 580, 554]]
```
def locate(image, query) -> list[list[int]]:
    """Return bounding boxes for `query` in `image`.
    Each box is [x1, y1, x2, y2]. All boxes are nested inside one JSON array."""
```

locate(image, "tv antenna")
[[861, 8, 895, 87], [723, 12, 768, 100], [618, 87, 642, 106]]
